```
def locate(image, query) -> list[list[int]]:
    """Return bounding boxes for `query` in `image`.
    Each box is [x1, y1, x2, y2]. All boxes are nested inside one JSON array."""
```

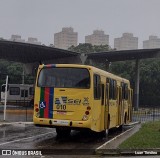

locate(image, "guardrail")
[[0, 103, 33, 122], [132, 107, 160, 122], [1, 105, 160, 123]]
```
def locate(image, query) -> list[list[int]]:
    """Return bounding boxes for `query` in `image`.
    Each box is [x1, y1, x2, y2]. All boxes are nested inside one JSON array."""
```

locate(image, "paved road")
[[0, 124, 110, 156], [0, 124, 159, 157]]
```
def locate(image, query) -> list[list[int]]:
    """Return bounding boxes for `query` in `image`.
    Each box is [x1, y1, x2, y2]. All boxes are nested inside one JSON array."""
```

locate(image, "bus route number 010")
[[56, 104, 66, 110]]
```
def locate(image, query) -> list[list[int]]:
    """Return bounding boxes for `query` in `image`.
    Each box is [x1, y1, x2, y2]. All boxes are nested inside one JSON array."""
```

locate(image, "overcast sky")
[[0, 0, 160, 48]]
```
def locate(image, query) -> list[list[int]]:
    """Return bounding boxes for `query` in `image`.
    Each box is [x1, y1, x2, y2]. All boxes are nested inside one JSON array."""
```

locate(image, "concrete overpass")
[[1, 40, 160, 109], [0, 40, 81, 74]]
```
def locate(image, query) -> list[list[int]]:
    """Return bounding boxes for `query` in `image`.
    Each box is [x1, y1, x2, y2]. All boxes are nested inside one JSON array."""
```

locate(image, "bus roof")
[[39, 64, 130, 84]]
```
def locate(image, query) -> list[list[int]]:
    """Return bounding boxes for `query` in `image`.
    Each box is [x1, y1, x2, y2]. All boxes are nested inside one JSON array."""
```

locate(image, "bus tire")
[[107, 114, 110, 129], [56, 127, 71, 137]]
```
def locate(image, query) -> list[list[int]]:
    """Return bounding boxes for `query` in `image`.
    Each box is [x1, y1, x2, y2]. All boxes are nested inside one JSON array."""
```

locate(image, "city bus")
[[33, 64, 133, 136], [1, 84, 34, 106]]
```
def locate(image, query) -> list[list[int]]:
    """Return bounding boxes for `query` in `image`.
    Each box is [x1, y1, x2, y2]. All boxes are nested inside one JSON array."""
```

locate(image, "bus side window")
[[101, 84, 104, 105], [109, 79, 111, 99], [108, 79, 117, 100], [113, 80, 117, 100], [121, 83, 128, 100], [125, 84, 128, 100], [106, 78, 109, 99], [94, 74, 101, 100], [121, 82, 125, 99]]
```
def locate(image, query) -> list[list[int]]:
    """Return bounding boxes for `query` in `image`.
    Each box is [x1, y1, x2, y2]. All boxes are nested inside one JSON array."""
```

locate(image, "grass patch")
[[119, 121, 160, 149]]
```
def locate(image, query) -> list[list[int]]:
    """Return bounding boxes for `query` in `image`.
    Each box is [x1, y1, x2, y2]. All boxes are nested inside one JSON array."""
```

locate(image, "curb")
[[123, 121, 140, 126], [0, 121, 33, 126], [95, 122, 141, 155], [96, 126, 134, 151]]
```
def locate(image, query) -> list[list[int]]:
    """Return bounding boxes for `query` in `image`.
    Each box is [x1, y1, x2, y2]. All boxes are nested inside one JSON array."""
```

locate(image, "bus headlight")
[[82, 115, 88, 121]]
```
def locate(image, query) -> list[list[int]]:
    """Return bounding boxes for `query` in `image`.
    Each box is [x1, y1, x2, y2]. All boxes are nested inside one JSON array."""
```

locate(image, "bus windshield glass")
[[38, 67, 90, 89]]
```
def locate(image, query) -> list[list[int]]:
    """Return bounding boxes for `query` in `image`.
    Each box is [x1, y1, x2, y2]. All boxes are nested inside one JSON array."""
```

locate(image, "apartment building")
[[114, 33, 138, 50], [54, 27, 78, 49], [26, 37, 41, 45], [85, 30, 109, 46], [143, 35, 160, 49], [10, 35, 25, 42]]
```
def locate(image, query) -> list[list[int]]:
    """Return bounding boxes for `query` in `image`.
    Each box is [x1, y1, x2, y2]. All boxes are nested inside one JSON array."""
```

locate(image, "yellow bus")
[[33, 64, 132, 136]]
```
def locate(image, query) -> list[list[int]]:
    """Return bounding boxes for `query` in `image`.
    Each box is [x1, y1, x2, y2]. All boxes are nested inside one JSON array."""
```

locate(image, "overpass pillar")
[[134, 59, 140, 111], [80, 53, 87, 64]]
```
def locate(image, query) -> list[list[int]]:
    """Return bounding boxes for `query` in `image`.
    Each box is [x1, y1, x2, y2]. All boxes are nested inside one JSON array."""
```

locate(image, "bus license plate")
[[53, 120, 69, 126]]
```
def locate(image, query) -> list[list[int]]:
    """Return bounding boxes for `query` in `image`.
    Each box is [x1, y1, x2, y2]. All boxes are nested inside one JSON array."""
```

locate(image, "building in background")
[[114, 33, 138, 50], [26, 37, 41, 45], [54, 27, 78, 49], [10, 35, 25, 42], [85, 30, 109, 46], [143, 35, 160, 49]]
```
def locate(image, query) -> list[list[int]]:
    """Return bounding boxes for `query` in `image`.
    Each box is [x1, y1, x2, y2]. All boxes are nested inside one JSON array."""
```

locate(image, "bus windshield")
[[38, 67, 90, 89]]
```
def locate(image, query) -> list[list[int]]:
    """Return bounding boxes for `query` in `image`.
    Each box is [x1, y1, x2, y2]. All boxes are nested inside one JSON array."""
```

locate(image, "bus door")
[[128, 89, 133, 122], [118, 86, 123, 125], [91, 74, 102, 131], [104, 82, 109, 129], [121, 83, 125, 124]]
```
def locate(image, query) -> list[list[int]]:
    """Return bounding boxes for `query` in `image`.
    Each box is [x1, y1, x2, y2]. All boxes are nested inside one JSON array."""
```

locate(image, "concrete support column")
[[134, 59, 140, 111], [88, 59, 94, 66], [80, 53, 87, 65]]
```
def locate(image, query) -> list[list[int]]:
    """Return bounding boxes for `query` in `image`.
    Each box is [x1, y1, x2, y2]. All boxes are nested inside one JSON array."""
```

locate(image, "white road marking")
[[0, 132, 54, 146]]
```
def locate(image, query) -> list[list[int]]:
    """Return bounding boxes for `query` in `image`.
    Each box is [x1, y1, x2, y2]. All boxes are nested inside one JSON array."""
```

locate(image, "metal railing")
[[1, 104, 160, 123], [132, 107, 160, 122], [0, 102, 33, 122]]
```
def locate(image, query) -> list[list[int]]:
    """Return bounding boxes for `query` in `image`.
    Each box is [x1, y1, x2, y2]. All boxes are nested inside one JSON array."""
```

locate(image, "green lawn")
[[119, 121, 160, 149]]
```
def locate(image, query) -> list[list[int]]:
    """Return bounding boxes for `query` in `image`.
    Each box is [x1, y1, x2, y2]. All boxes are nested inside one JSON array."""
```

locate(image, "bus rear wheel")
[[56, 127, 71, 137]]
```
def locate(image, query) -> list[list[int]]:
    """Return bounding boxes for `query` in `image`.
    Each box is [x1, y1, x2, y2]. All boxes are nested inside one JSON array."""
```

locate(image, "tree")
[[68, 43, 111, 70], [0, 59, 34, 85], [68, 43, 111, 54], [111, 59, 160, 106]]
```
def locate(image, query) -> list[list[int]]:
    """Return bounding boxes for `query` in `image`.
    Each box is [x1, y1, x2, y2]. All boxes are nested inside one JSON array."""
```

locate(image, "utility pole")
[[4, 75, 8, 121]]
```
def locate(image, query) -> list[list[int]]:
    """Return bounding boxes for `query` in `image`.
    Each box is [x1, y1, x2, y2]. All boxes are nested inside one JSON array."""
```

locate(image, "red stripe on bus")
[[44, 88, 49, 118], [45, 64, 56, 68]]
